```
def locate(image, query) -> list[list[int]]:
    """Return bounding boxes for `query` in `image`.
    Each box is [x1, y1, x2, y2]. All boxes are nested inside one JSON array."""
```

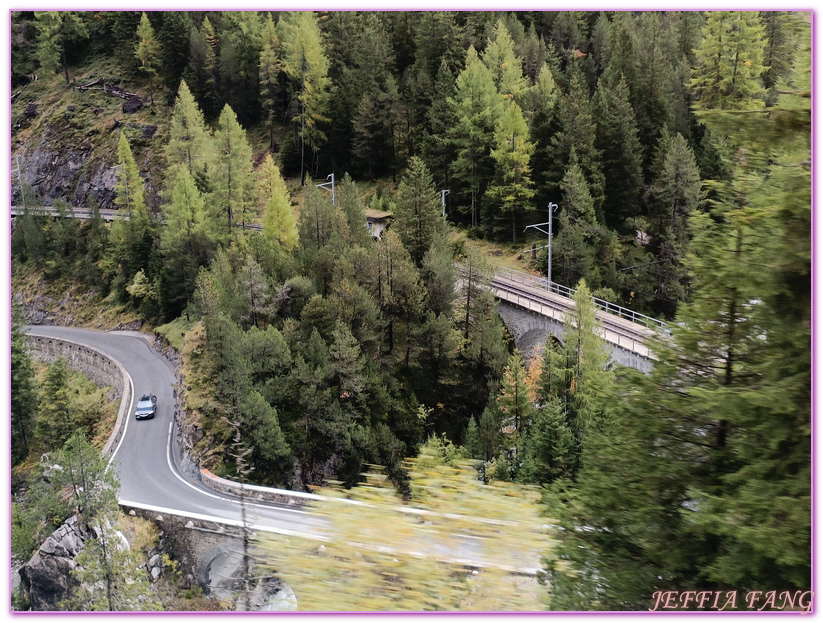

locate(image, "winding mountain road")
[[25, 326, 325, 539], [25, 326, 541, 574]]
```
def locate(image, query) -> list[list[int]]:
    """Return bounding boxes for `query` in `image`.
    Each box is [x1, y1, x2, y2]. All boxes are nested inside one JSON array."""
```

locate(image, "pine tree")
[[393, 157, 443, 267], [421, 61, 457, 189], [690, 11, 768, 111], [259, 13, 282, 150], [549, 72, 605, 220], [158, 168, 217, 320], [165, 80, 214, 178], [219, 11, 264, 126], [485, 100, 535, 242], [11, 304, 35, 465], [448, 46, 504, 228], [258, 154, 297, 250], [494, 352, 536, 477], [134, 12, 161, 104], [185, 15, 219, 118], [482, 19, 529, 102], [548, 35, 811, 607], [646, 132, 703, 318], [157, 11, 193, 95], [212, 104, 255, 234], [34, 12, 88, 85], [279, 11, 331, 185], [593, 75, 643, 230], [34, 358, 74, 450]]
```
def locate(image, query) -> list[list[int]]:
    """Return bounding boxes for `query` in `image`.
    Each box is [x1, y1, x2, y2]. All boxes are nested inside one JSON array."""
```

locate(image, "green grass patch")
[[155, 315, 196, 352]]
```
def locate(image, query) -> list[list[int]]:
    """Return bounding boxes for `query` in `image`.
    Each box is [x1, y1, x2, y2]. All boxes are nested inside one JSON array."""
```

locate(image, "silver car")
[[135, 394, 157, 420]]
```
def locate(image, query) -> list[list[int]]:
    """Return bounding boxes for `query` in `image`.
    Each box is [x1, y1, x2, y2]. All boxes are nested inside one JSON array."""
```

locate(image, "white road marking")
[[163, 418, 310, 515], [107, 361, 134, 471]]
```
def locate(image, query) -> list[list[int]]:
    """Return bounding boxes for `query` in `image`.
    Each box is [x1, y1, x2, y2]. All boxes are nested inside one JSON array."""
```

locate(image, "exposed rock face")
[[11, 138, 121, 209], [19, 516, 91, 611]]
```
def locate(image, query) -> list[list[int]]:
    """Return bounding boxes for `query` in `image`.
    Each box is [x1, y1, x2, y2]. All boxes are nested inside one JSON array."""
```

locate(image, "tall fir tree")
[[259, 13, 282, 150], [211, 104, 256, 235], [448, 46, 504, 228], [393, 157, 443, 267], [280, 11, 331, 185], [134, 12, 161, 104], [485, 99, 535, 242], [689, 11, 768, 111]]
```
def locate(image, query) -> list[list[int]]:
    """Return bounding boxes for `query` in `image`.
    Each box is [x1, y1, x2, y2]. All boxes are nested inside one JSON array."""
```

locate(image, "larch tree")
[[689, 11, 768, 111], [212, 104, 256, 235], [259, 13, 282, 150], [258, 154, 298, 250], [448, 46, 504, 228], [134, 12, 161, 104], [34, 11, 88, 85], [482, 19, 529, 102], [279, 11, 331, 185], [165, 80, 214, 178], [114, 131, 148, 222], [485, 99, 535, 243]]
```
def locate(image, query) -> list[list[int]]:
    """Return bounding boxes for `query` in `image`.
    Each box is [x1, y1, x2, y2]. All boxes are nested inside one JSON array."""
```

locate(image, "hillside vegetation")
[[10, 11, 810, 611]]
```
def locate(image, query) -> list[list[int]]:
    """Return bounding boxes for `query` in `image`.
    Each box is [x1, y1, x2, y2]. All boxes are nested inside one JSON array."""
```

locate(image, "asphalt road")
[[25, 326, 542, 573], [25, 326, 326, 539]]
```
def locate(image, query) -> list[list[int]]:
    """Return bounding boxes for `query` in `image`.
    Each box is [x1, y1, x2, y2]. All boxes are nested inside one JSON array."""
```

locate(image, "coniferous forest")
[[9, 10, 810, 611]]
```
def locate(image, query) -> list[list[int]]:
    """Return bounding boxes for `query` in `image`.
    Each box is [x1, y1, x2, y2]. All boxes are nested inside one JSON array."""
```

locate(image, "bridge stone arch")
[[496, 300, 653, 373], [497, 304, 566, 365]]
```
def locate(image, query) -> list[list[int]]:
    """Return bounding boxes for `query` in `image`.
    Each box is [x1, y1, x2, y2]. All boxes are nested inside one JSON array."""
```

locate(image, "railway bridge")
[[490, 267, 665, 373]]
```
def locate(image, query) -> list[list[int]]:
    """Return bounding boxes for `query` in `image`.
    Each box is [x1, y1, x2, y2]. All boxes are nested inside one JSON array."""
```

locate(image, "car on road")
[[135, 394, 157, 420]]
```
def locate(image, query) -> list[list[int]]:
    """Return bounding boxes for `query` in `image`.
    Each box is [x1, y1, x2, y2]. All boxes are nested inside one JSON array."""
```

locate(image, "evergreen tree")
[[593, 76, 643, 230], [157, 11, 193, 95], [485, 100, 535, 242], [690, 11, 768, 111], [549, 72, 605, 220], [421, 61, 457, 189], [548, 37, 811, 607], [280, 11, 331, 184], [219, 11, 264, 126], [34, 11, 88, 85], [34, 358, 74, 450], [259, 13, 282, 150], [448, 46, 504, 228], [134, 12, 161, 104], [11, 304, 36, 465], [165, 80, 214, 178], [493, 352, 536, 477], [212, 104, 256, 234], [158, 168, 217, 319], [393, 157, 442, 267], [258, 154, 297, 250], [114, 131, 148, 222], [646, 132, 702, 318], [185, 15, 220, 118]]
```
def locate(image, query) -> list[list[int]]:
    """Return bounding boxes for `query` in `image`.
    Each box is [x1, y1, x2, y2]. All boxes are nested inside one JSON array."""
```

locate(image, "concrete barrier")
[[199, 469, 320, 507], [28, 335, 132, 459]]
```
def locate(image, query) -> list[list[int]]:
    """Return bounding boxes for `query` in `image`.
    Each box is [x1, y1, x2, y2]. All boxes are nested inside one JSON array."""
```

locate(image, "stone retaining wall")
[[27, 335, 131, 459]]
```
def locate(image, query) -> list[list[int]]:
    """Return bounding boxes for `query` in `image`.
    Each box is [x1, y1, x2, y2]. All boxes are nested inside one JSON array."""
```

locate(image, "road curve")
[[25, 326, 542, 573], [25, 326, 326, 538]]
